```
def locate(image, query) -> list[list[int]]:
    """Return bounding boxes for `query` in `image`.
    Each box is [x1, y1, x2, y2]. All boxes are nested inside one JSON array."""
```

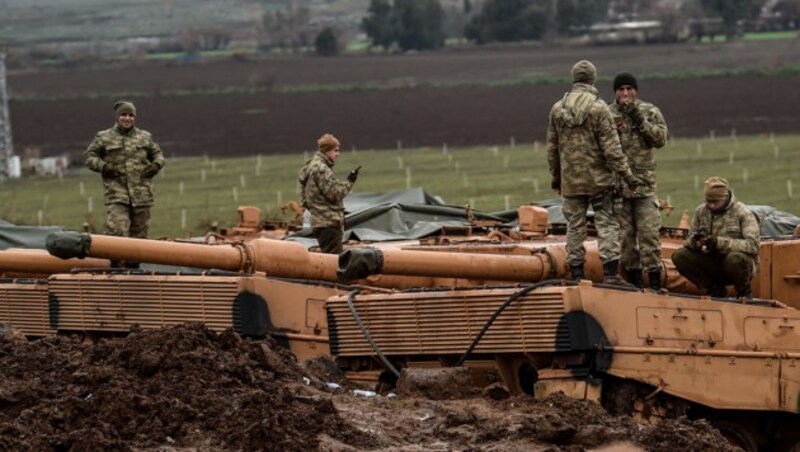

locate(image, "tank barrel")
[[0, 248, 110, 276], [46, 232, 338, 281], [337, 247, 562, 282]]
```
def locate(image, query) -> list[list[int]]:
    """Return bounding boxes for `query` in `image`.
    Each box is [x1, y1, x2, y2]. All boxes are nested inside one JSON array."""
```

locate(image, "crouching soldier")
[[672, 177, 760, 299]]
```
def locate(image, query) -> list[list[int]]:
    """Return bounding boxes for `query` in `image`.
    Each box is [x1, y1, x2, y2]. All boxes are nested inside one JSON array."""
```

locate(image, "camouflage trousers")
[[616, 195, 662, 272], [562, 192, 620, 266], [105, 203, 151, 238], [314, 227, 344, 254], [672, 247, 755, 292]]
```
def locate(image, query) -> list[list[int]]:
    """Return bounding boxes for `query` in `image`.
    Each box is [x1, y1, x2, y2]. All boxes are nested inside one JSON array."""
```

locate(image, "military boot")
[[706, 284, 727, 298], [625, 268, 644, 288], [647, 269, 662, 292], [568, 263, 585, 281], [735, 284, 753, 300], [602, 260, 636, 288]]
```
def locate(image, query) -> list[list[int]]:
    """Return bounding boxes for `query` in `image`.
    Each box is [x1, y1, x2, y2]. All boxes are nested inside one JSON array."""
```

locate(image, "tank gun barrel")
[[46, 232, 338, 281], [0, 248, 110, 276], [336, 247, 564, 282], [45, 232, 699, 294]]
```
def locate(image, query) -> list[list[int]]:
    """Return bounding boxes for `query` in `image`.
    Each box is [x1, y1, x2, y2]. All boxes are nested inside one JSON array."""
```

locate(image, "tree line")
[[252, 0, 799, 55]]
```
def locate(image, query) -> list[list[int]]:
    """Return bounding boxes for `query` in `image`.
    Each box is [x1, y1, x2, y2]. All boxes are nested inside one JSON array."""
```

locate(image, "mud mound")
[[0, 324, 740, 451], [0, 322, 369, 451]]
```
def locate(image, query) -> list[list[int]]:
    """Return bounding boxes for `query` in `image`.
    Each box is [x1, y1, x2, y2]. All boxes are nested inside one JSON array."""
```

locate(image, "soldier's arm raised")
[[636, 104, 668, 149], [317, 166, 353, 204]]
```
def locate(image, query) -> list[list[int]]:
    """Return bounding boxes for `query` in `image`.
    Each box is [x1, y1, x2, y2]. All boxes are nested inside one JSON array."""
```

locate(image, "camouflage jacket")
[[298, 151, 354, 230], [85, 125, 165, 207], [609, 99, 668, 198], [685, 192, 760, 266], [547, 83, 634, 197]]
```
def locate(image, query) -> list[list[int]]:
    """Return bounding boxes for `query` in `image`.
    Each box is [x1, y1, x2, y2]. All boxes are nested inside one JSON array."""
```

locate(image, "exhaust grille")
[[49, 274, 239, 333], [328, 288, 569, 356], [0, 280, 54, 337]]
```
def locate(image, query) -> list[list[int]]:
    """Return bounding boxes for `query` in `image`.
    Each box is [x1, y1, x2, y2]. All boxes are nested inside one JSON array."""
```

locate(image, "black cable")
[[346, 289, 401, 378], [455, 279, 573, 367]]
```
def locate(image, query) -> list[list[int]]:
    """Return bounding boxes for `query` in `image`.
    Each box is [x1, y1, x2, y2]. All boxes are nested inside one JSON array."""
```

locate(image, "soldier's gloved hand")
[[143, 164, 159, 178], [627, 105, 644, 126], [101, 164, 121, 178], [347, 167, 360, 183], [623, 173, 643, 191]]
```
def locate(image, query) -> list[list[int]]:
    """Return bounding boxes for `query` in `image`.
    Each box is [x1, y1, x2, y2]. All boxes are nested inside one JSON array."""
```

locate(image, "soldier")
[[672, 177, 760, 299], [547, 60, 641, 285], [298, 133, 359, 254], [85, 101, 165, 267], [608, 72, 669, 290]]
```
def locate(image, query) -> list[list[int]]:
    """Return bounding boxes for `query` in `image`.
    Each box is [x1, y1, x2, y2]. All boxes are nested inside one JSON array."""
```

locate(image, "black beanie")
[[613, 72, 638, 91]]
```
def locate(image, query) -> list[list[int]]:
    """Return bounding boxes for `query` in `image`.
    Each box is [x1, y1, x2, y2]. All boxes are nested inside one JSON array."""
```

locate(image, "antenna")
[[0, 52, 15, 180]]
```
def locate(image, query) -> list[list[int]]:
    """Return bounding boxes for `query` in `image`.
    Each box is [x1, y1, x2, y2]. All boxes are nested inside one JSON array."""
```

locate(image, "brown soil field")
[[0, 322, 739, 451], [7, 40, 800, 159]]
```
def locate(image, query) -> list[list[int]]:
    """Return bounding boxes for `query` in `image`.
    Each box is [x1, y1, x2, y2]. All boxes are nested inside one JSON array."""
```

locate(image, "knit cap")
[[704, 176, 729, 201], [613, 72, 638, 91], [114, 101, 136, 116], [317, 133, 340, 152], [572, 60, 597, 85]]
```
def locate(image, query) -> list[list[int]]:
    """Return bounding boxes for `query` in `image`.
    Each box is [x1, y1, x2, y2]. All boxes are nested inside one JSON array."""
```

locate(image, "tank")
[[0, 204, 798, 451]]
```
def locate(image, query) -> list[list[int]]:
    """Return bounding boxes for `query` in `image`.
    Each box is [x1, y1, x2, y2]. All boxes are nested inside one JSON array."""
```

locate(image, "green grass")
[[2, 134, 800, 238], [698, 30, 798, 43]]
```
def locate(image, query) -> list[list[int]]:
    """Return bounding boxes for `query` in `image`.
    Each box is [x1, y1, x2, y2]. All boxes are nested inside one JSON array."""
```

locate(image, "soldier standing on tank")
[[672, 177, 760, 299], [298, 133, 359, 254], [608, 73, 669, 291], [547, 60, 642, 285], [84, 101, 165, 267]]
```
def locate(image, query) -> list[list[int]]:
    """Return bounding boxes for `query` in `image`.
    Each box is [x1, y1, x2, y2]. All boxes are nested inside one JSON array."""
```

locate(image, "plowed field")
[[8, 40, 800, 159]]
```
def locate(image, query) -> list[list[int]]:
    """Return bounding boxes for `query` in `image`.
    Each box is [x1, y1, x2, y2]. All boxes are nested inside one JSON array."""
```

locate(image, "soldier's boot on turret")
[[706, 284, 728, 298], [568, 263, 585, 281], [602, 260, 636, 288], [735, 284, 753, 300], [647, 269, 662, 292], [625, 268, 644, 288]]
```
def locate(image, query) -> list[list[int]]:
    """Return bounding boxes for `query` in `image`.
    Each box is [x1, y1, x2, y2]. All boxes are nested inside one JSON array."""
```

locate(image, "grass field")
[[1, 133, 799, 238]]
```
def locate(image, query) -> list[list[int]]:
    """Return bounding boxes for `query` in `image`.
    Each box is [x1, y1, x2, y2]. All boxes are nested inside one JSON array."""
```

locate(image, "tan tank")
[[0, 204, 798, 450]]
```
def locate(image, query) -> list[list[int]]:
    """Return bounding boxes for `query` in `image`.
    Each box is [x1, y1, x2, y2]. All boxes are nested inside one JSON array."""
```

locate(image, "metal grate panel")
[[0, 280, 54, 336], [49, 275, 239, 333], [328, 288, 569, 356]]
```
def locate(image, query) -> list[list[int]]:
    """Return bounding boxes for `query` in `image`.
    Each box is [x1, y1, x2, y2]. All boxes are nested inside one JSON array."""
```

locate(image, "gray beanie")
[[114, 101, 136, 116], [571, 60, 597, 85]]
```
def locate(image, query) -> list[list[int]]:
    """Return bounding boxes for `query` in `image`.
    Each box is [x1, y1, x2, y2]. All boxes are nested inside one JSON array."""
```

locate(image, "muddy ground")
[[8, 40, 800, 159], [0, 323, 739, 451]]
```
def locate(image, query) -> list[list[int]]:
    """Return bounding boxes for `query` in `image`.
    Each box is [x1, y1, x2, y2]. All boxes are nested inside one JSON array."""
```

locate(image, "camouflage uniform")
[[672, 192, 760, 298], [298, 151, 354, 254], [609, 99, 668, 281], [547, 79, 637, 272], [85, 125, 165, 238]]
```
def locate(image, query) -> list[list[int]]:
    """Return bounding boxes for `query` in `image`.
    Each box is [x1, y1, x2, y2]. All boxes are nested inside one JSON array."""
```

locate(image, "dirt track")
[[0, 323, 738, 451], [8, 40, 800, 159]]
